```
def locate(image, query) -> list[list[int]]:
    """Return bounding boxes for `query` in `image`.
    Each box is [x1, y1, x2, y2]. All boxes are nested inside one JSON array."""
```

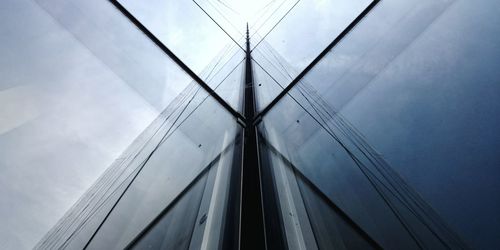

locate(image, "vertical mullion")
[[240, 25, 267, 250]]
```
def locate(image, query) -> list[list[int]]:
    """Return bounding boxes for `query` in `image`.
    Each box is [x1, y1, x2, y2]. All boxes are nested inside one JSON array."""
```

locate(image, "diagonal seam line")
[[38, 81, 201, 248], [252, 58, 286, 90], [54, 84, 200, 248], [256, 51, 425, 246], [217, 0, 241, 16], [259, 136, 383, 249], [124, 140, 238, 249], [252, 0, 380, 124], [250, 0, 301, 52], [247, 0, 277, 26], [84, 79, 209, 249], [197, 0, 244, 37], [108, 0, 246, 124], [192, 0, 246, 51], [249, 0, 292, 40]]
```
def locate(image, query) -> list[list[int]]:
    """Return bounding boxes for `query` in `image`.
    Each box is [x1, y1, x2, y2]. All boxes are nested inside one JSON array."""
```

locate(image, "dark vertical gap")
[[222, 132, 243, 250], [240, 24, 267, 250], [257, 131, 289, 250]]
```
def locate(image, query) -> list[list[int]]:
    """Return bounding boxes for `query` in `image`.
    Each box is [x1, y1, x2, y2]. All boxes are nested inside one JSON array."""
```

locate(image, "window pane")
[[258, 92, 462, 248], [204, 44, 245, 112], [251, 0, 373, 80], [253, 57, 286, 111], [296, 170, 377, 250], [286, 0, 499, 248], [86, 90, 240, 249], [0, 0, 193, 248], [131, 172, 208, 250], [118, 0, 243, 75]]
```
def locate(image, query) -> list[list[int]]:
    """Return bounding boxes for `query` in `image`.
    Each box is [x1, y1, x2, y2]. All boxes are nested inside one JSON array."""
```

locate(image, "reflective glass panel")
[[259, 92, 465, 248], [203, 43, 245, 112], [86, 88, 240, 249], [118, 0, 243, 75], [131, 170, 209, 250], [251, 0, 373, 80], [286, 0, 500, 248], [0, 0, 192, 248]]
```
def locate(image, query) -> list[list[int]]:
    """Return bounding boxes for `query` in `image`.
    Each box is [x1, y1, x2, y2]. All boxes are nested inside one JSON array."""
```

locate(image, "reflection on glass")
[[285, 0, 500, 248], [203, 44, 245, 112], [2, 0, 497, 248], [131, 132, 241, 249], [0, 0, 192, 248], [258, 91, 466, 249], [296, 175, 377, 250], [131, 170, 208, 250], [261, 140, 378, 249], [248, 0, 298, 43], [252, 0, 373, 80], [118, 0, 242, 74], [37, 81, 200, 249], [253, 58, 285, 111], [213, 61, 245, 112], [85, 90, 239, 249], [189, 0, 247, 48]]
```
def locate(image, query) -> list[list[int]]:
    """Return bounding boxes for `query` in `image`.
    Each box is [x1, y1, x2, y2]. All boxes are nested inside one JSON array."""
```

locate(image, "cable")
[[192, 0, 245, 51]]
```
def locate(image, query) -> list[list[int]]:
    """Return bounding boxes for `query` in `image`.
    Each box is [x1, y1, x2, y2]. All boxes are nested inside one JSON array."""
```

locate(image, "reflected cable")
[[251, 47, 425, 248], [109, 0, 245, 122], [44, 82, 201, 249], [84, 84, 206, 248], [253, 0, 380, 122], [48, 39, 243, 247], [201, 0, 244, 36], [251, 0, 301, 51], [79, 53, 245, 246], [192, 0, 245, 51], [260, 38, 456, 246], [249, 0, 294, 40], [255, 39, 439, 248]]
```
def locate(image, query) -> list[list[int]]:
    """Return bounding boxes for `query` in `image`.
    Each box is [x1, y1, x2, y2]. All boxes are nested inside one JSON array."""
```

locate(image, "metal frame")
[[110, 0, 380, 128], [106, 1, 381, 249], [122, 141, 238, 249], [260, 137, 383, 249], [239, 25, 267, 249], [109, 0, 246, 123]]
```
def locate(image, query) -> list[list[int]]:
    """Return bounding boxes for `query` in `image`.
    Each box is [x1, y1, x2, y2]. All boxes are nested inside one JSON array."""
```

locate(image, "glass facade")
[[0, 0, 499, 249]]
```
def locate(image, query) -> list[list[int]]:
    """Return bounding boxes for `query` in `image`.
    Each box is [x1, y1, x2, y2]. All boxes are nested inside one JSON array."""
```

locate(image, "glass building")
[[0, 0, 499, 249]]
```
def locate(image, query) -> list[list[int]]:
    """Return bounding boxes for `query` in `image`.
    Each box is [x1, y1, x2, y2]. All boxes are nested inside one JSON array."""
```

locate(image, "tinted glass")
[[86, 89, 240, 249], [0, 0, 192, 248], [253, 56, 286, 111], [258, 92, 464, 248], [118, 0, 243, 75], [288, 0, 500, 248], [251, 0, 373, 80], [132, 173, 207, 250], [203, 44, 245, 112]]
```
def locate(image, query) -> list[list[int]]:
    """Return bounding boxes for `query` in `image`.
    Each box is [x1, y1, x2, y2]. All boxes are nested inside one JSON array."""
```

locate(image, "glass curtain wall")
[[1, 0, 498, 249], [252, 0, 500, 249]]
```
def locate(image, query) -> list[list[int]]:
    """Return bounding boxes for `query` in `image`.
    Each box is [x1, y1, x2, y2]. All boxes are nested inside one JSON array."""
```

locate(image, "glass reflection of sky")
[[1, 0, 499, 249]]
